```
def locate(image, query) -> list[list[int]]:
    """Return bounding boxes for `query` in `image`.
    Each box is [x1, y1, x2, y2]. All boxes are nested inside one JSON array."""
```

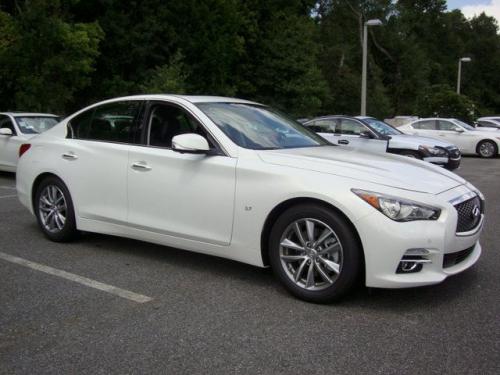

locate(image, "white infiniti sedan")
[[0, 112, 60, 172], [16, 95, 484, 302], [399, 118, 500, 158]]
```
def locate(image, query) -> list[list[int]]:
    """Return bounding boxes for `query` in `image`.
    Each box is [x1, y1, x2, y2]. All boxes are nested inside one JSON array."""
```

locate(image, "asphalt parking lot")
[[1, 158, 499, 375]]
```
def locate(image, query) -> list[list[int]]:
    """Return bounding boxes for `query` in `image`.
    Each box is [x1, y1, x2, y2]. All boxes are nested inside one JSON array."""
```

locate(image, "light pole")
[[361, 19, 383, 116], [457, 57, 471, 95]]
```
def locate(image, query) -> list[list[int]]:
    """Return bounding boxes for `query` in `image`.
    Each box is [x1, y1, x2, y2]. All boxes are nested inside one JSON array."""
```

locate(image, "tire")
[[34, 176, 79, 242], [268, 203, 362, 303], [476, 140, 497, 158], [399, 150, 422, 159]]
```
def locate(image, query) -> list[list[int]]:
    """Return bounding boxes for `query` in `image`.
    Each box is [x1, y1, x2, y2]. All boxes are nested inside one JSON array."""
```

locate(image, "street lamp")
[[457, 57, 471, 95], [361, 19, 383, 116]]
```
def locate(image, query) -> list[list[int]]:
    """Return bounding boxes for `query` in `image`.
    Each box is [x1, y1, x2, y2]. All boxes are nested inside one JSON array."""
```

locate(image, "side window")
[[337, 119, 366, 135], [307, 119, 336, 133], [88, 101, 142, 142], [67, 110, 93, 139], [413, 120, 436, 130], [438, 120, 458, 131], [147, 103, 214, 149], [0, 115, 17, 135], [68, 101, 142, 143]]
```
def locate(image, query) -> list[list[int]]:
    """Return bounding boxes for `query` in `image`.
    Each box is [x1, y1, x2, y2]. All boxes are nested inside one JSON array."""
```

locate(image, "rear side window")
[[68, 101, 142, 143], [307, 119, 336, 134], [413, 120, 436, 130]]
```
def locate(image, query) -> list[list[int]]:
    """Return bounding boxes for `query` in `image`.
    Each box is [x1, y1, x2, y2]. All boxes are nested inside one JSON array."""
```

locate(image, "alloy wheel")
[[38, 185, 67, 233], [279, 218, 343, 291], [479, 142, 495, 157]]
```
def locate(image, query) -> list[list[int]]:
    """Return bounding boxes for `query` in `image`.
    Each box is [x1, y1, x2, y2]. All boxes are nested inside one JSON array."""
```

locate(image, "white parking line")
[[0, 251, 153, 304], [0, 194, 17, 199]]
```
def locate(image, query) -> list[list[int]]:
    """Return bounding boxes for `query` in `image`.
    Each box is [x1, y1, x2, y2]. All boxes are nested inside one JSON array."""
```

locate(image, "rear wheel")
[[477, 140, 497, 158], [34, 176, 78, 242], [268, 203, 362, 303]]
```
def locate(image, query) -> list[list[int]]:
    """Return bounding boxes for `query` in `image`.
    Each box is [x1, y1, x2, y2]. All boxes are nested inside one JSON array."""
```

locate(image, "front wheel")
[[268, 204, 362, 303], [34, 176, 79, 242], [477, 140, 497, 158]]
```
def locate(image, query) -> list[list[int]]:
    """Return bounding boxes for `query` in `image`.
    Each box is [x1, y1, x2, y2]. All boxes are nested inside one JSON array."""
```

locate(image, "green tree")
[[0, 0, 103, 113], [416, 84, 478, 122]]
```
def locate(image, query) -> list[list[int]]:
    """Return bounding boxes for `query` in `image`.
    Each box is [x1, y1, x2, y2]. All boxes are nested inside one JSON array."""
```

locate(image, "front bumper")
[[357, 188, 483, 288], [422, 156, 461, 170]]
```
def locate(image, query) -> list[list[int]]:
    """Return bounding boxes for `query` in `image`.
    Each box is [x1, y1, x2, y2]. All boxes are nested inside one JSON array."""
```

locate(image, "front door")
[[127, 101, 236, 245], [333, 118, 388, 153]]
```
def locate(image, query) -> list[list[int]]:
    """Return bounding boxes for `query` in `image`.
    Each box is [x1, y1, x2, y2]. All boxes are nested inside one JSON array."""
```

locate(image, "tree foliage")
[[0, 0, 499, 120]]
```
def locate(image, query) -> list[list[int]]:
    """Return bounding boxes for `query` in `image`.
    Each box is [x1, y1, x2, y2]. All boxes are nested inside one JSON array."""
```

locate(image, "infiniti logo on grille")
[[471, 205, 481, 219]]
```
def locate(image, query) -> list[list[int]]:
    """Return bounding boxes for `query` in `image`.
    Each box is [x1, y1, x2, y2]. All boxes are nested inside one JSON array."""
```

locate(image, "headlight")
[[418, 145, 447, 157], [352, 189, 441, 221]]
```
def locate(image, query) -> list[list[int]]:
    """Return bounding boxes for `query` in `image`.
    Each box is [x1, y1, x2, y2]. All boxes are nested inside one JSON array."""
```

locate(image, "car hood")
[[388, 134, 454, 148], [257, 146, 465, 194]]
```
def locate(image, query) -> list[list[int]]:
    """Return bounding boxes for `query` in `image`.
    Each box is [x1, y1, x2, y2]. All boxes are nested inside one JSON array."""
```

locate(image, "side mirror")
[[172, 133, 210, 154], [359, 130, 373, 139], [0, 128, 13, 136], [454, 128, 465, 133]]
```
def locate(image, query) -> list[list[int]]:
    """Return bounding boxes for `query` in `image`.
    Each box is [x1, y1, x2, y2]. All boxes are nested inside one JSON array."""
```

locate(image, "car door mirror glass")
[[0, 128, 13, 136], [172, 133, 210, 154], [454, 127, 465, 133]]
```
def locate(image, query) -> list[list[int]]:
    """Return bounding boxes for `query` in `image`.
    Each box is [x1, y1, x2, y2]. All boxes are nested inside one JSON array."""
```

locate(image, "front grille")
[[454, 195, 483, 233], [443, 246, 474, 268]]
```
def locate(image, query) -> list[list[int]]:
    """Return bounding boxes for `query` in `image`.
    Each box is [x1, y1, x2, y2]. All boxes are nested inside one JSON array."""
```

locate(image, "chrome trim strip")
[[456, 215, 484, 237]]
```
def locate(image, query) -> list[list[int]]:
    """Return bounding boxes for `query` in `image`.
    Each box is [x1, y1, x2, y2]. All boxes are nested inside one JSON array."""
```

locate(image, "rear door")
[[61, 100, 143, 223], [436, 120, 474, 153], [0, 115, 23, 171], [408, 120, 438, 138]]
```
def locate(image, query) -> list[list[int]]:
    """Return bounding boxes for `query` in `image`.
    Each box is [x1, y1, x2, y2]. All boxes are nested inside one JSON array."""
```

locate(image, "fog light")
[[396, 249, 432, 274]]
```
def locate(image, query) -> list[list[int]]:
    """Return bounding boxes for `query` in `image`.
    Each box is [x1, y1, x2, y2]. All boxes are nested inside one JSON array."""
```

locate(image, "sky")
[[447, 0, 500, 23]]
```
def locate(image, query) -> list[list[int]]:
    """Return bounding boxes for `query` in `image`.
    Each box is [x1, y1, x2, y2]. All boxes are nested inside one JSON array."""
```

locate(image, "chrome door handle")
[[131, 162, 152, 171], [62, 152, 78, 160], [338, 140, 349, 145]]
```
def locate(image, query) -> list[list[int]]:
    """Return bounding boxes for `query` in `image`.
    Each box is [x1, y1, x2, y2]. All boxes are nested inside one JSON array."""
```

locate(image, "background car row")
[[304, 116, 461, 170]]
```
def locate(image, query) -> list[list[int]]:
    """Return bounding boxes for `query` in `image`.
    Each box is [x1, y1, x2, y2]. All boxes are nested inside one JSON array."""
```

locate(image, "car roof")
[[305, 115, 358, 121], [88, 94, 261, 106], [0, 112, 59, 117], [411, 117, 455, 121]]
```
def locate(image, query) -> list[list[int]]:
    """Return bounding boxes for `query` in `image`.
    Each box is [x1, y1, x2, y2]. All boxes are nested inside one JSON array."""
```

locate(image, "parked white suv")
[[16, 96, 484, 302], [0, 112, 60, 172], [304, 116, 461, 170], [400, 118, 500, 158]]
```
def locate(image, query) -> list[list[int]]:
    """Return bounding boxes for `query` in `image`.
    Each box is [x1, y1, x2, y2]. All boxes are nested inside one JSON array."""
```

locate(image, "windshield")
[[453, 119, 476, 131], [196, 103, 329, 150], [362, 118, 402, 136], [15, 116, 59, 134]]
